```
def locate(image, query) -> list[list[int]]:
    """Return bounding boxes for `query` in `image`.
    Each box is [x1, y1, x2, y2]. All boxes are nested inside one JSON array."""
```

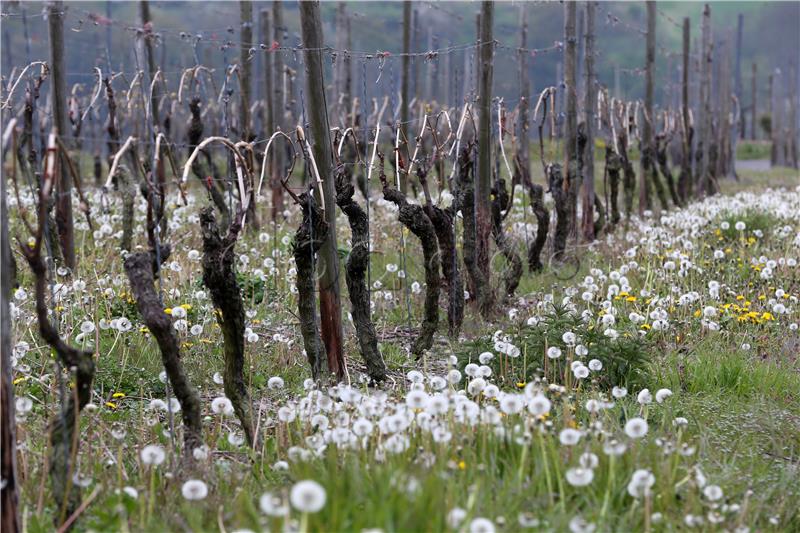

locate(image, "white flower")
[[528, 394, 551, 416], [624, 417, 649, 439], [735, 221, 746, 231], [190, 324, 203, 336], [703, 484, 723, 501], [636, 389, 652, 405], [140, 444, 166, 466], [15, 397, 33, 414], [80, 320, 96, 334], [469, 517, 496, 533], [588, 359, 602, 371], [568, 516, 596, 533], [562, 331, 576, 345], [268, 376, 285, 390], [546, 346, 562, 359], [612, 386, 627, 399], [627, 469, 655, 498], [181, 480, 208, 500], [573, 365, 589, 379], [259, 492, 289, 516], [211, 397, 234, 416], [499, 394, 524, 415], [290, 480, 327, 513], [447, 507, 467, 529], [566, 467, 594, 487], [655, 388, 673, 403], [559, 428, 582, 446]]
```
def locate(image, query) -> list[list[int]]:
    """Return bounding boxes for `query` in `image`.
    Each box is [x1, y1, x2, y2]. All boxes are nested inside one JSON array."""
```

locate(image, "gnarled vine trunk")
[[200, 207, 254, 446], [491, 178, 522, 297], [124, 249, 203, 455], [333, 167, 386, 382]]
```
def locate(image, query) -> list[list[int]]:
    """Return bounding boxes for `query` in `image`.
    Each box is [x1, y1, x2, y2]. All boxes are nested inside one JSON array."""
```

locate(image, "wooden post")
[[518, 5, 530, 176], [239, 1, 253, 141], [789, 66, 798, 169], [1, 156, 20, 533], [563, 0, 578, 238], [750, 62, 757, 140], [139, 1, 160, 127], [771, 68, 785, 167], [680, 17, 692, 200], [476, 0, 495, 318], [400, 0, 411, 193], [298, 0, 345, 380], [412, 8, 420, 100], [735, 13, 744, 139], [581, 0, 595, 241], [272, 0, 286, 217], [698, 3, 712, 197], [640, 0, 656, 214], [48, 0, 75, 269]]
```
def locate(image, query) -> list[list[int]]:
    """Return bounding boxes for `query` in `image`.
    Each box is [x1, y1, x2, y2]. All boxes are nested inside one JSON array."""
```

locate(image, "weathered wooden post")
[[561, 0, 577, 250], [518, 5, 530, 175], [299, 0, 345, 380], [581, 0, 596, 240], [698, 3, 712, 197], [735, 13, 744, 139], [400, 0, 411, 193], [139, 1, 160, 127], [750, 62, 757, 140], [239, 1, 253, 140], [272, 1, 286, 218], [48, 0, 75, 269], [476, 0, 495, 318], [679, 17, 692, 201]]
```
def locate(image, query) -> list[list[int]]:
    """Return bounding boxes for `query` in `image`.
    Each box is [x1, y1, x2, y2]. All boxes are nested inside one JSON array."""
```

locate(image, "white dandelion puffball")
[[547, 346, 562, 359], [655, 388, 673, 403], [181, 479, 208, 500], [290, 480, 327, 513], [559, 428, 582, 446], [259, 492, 289, 516], [211, 397, 234, 416], [703, 485, 723, 501], [140, 444, 166, 466], [624, 417, 649, 439], [469, 517, 496, 533], [566, 467, 594, 487]]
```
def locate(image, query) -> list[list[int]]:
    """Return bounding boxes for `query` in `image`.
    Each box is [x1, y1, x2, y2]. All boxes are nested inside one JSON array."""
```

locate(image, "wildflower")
[[703, 485, 723, 501], [627, 469, 655, 498], [447, 508, 468, 529], [612, 386, 628, 399], [735, 221, 746, 231], [528, 394, 551, 417], [559, 428, 582, 446], [290, 480, 327, 513], [546, 346, 562, 359], [573, 365, 589, 379], [637, 389, 653, 405], [469, 517, 496, 533], [15, 397, 33, 414], [655, 388, 673, 403], [562, 331, 576, 345], [211, 397, 234, 416], [268, 376, 284, 390], [580, 452, 599, 469], [140, 445, 166, 466], [624, 417, 649, 439], [564, 465, 594, 487], [568, 516, 596, 533], [499, 394, 524, 415], [259, 492, 289, 516], [181, 479, 208, 500]]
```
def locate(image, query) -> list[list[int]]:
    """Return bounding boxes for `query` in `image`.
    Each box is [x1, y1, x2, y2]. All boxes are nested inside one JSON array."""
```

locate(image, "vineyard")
[[1, 1, 799, 532]]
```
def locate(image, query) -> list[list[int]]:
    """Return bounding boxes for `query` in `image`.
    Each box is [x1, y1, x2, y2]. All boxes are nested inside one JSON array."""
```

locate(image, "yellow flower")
[[626, 296, 637, 302], [761, 312, 775, 321], [112, 392, 126, 399], [693, 309, 702, 318], [164, 307, 173, 315], [105, 401, 118, 409], [13, 377, 28, 385], [640, 324, 652, 330], [516, 382, 526, 388], [180, 304, 192, 310], [458, 460, 466, 470]]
